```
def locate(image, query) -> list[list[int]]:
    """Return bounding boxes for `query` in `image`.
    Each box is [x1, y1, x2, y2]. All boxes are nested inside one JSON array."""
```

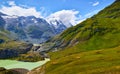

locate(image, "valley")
[[0, 0, 120, 74]]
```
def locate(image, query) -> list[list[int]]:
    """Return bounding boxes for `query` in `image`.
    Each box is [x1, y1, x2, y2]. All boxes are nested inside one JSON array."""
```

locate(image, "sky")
[[0, 0, 115, 26]]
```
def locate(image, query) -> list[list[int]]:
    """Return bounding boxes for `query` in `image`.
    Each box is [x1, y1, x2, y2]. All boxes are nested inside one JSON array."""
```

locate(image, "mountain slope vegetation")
[[49, 0, 120, 51], [29, 0, 120, 74]]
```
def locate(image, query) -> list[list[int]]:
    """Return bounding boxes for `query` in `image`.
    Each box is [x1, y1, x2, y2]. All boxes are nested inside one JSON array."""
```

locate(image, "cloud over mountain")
[[46, 10, 81, 27], [0, 1, 42, 18], [0, 1, 92, 26]]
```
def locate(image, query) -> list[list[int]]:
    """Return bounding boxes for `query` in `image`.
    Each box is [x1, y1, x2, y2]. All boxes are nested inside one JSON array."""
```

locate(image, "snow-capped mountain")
[[2, 15, 55, 43], [0, 12, 72, 43], [49, 19, 67, 34]]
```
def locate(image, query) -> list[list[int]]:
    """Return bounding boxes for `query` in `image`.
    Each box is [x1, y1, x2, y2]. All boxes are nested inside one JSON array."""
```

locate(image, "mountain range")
[[0, 13, 72, 43], [0, 11, 71, 63]]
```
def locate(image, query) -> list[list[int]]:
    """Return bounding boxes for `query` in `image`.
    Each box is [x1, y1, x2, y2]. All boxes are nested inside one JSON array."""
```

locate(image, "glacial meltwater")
[[0, 58, 50, 70]]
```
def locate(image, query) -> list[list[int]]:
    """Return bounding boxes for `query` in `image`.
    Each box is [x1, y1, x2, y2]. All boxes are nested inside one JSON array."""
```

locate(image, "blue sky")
[[0, 0, 115, 25]]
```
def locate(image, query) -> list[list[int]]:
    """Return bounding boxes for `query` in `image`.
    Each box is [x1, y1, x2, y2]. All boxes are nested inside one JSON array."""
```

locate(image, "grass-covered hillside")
[[30, 0, 120, 74], [45, 46, 120, 74], [49, 0, 120, 51]]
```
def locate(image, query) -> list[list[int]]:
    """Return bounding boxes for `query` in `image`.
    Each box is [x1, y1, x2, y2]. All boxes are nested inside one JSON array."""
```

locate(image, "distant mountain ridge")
[[0, 12, 72, 43]]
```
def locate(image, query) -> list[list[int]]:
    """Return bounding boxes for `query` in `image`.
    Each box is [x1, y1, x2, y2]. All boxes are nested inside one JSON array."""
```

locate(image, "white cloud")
[[0, 2, 83, 26], [46, 10, 81, 27], [92, 2, 99, 6], [0, 1, 100, 27], [0, 1, 42, 18], [8, 1, 16, 6]]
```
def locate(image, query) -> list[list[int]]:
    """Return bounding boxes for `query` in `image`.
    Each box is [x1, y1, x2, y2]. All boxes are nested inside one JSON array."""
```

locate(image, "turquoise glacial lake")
[[0, 58, 50, 70]]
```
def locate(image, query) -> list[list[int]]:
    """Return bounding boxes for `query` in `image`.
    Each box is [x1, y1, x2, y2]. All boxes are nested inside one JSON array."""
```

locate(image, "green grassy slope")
[[31, 0, 120, 74], [45, 46, 120, 74], [49, 0, 120, 51]]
